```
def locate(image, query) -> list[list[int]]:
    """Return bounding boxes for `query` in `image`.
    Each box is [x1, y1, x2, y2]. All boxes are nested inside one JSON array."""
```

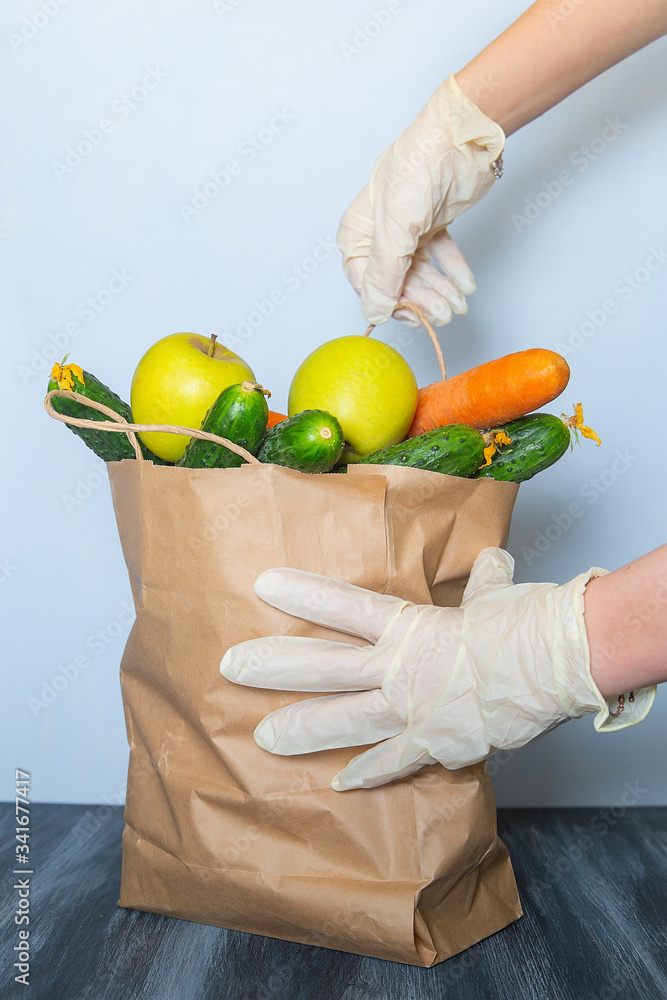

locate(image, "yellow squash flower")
[[51, 355, 85, 393], [563, 403, 601, 447], [481, 429, 512, 468]]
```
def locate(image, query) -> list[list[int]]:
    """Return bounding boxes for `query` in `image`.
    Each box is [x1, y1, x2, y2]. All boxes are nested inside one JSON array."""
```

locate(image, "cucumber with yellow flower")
[[45, 341, 600, 483], [48, 357, 170, 464], [474, 405, 601, 483]]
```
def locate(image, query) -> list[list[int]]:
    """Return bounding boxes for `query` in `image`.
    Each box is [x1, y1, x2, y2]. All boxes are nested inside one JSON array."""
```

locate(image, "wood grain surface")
[[1, 804, 665, 999]]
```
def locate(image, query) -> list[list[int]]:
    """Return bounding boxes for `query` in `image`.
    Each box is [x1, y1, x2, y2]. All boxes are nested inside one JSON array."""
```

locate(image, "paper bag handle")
[[364, 299, 447, 381], [44, 390, 262, 464]]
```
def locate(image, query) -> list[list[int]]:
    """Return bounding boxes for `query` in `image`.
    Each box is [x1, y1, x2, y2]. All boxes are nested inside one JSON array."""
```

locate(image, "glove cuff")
[[441, 74, 505, 164], [552, 567, 656, 732]]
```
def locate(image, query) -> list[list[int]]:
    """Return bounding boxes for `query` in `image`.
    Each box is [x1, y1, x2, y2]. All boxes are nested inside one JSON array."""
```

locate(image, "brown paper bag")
[[106, 455, 523, 966]]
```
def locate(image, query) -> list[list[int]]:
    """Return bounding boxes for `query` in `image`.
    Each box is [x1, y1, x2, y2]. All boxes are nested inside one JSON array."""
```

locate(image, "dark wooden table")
[[1, 804, 665, 999]]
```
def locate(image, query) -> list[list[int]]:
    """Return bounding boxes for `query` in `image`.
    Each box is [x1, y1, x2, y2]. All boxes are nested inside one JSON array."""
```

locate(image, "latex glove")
[[220, 548, 656, 791], [337, 74, 505, 328]]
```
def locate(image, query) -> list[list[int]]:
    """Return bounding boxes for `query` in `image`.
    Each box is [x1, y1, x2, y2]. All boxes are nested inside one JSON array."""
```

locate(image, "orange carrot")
[[266, 410, 288, 428], [407, 348, 570, 437]]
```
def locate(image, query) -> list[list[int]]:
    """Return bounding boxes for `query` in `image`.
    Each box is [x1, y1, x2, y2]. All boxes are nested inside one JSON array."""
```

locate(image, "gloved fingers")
[[414, 269, 469, 318], [337, 185, 373, 282], [359, 247, 414, 326], [391, 286, 453, 327], [390, 305, 423, 327], [254, 568, 408, 642], [344, 254, 461, 329], [337, 194, 469, 327], [220, 635, 388, 692], [426, 230, 477, 297], [410, 246, 470, 315], [462, 547, 515, 603], [331, 732, 437, 790], [399, 251, 469, 323], [253, 690, 405, 755], [341, 254, 368, 297], [363, 240, 468, 326], [358, 190, 434, 325], [360, 253, 468, 328]]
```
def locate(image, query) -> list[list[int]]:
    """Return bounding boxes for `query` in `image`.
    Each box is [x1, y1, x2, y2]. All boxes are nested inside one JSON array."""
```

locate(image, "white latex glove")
[[220, 548, 656, 791], [337, 74, 505, 328]]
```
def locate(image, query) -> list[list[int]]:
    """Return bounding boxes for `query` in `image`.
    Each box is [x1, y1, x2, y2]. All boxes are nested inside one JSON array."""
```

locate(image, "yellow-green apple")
[[131, 334, 254, 461], [288, 336, 417, 459]]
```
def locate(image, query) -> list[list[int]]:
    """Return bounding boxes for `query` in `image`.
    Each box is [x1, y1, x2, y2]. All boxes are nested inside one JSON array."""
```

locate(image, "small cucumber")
[[48, 362, 169, 464], [257, 409, 344, 473], [177, 381, 269, 469], [474, 412, 571, 483], [360, 424, 485, 476]]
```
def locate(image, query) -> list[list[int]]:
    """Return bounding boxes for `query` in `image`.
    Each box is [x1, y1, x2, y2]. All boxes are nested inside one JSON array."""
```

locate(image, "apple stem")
[[207, 334, 218, 357]]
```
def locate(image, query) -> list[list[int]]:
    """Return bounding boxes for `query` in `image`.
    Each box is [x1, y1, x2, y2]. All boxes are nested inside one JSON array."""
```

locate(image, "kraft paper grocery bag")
[[106, 455, 522, 966]]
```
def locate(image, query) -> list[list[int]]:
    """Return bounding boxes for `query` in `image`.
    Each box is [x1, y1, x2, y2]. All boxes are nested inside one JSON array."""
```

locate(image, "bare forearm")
[[584, 543, 667, 697], [455, 0, 667, 135]]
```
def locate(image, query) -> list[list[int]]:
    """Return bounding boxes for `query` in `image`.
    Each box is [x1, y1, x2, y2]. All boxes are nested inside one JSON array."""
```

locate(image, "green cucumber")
[[360, 425, 485, 476], [177, 381, 269, 469], [48, 365, 169, 464], [474, 412, 571, 483], [257, 409, 344, 473]]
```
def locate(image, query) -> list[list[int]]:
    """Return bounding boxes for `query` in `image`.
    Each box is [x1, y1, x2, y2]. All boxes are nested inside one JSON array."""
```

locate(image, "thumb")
[[337, 185, 373, 247], [331, 732, 435, 790], [462, 546, 515, 603], [359, 174, 421, 324], [359, 241, 415, 326]]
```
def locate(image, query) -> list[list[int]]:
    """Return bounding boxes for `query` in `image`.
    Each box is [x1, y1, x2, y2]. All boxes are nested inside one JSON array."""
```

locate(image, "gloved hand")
[[337, 74, 505, 328], [220, 547, 656, 791]]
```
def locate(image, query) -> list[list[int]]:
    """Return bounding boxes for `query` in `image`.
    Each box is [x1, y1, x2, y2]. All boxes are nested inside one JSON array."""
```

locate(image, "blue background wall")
[[2, 0, 666, 805]]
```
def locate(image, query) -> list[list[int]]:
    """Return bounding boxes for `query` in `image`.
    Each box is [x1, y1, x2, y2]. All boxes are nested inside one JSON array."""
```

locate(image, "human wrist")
[[563, 569, 657, 732], [453, 66, 519, 137]]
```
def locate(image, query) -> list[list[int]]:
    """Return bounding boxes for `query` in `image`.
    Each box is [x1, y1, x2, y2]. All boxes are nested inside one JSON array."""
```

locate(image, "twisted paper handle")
[[44, 390, 261, 464], [364, 299, 447, 380]]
